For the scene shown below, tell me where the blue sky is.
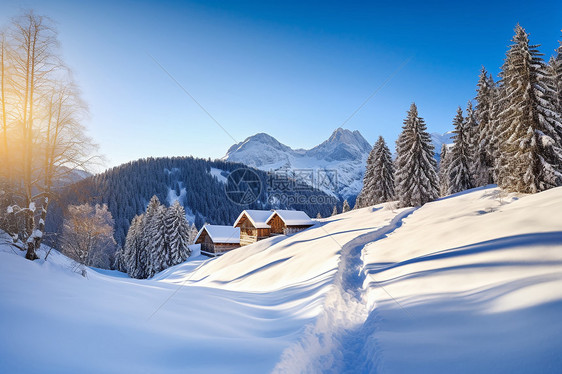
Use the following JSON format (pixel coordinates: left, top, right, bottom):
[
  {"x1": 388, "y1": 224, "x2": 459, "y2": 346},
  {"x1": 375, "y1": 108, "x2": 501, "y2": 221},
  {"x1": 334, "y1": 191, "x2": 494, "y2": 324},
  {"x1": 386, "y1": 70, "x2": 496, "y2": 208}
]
[{"x1": 1, "y1": 0, "x2": 561, "y2": 169}]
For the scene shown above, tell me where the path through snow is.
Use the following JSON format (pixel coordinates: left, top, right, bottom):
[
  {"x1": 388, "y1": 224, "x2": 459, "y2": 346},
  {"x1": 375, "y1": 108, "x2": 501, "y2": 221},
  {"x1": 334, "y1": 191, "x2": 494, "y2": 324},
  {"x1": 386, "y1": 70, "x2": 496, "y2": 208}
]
[{"x1": 272, "y1": 207, "x2": 416, "y2": 373}]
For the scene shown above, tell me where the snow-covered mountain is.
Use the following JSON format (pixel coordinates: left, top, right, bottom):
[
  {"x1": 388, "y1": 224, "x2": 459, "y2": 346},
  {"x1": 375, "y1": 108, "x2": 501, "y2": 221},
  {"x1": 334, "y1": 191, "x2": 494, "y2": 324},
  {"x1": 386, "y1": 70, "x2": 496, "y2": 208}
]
[
  {"x1": 223, "y1": 128, "x2": 372, "y2": 199},
  {"x1": 431, "y1": 131, "x2": 455, "y2": 162}
]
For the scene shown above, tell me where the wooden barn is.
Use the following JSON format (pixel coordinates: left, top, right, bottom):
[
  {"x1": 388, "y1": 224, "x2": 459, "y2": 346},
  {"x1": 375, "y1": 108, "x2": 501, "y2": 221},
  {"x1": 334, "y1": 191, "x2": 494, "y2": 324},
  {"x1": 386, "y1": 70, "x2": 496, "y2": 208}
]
[
  {"x1": 233, "y1": 210, "x2": 272, "y2": 246},
  {"x1": 266, "y1": 210, "x2": 315, "y2": 235},
  {"x1": 194, "y1": 225, "x2": 240, "y2": 257}
]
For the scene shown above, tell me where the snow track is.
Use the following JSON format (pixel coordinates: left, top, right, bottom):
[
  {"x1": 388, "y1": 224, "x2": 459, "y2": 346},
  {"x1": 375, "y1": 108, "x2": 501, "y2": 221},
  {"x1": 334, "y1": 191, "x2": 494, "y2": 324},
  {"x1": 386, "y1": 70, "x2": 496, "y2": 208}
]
[{"x1": 272, "y1": 207, "x2": 416, "y2": 373}]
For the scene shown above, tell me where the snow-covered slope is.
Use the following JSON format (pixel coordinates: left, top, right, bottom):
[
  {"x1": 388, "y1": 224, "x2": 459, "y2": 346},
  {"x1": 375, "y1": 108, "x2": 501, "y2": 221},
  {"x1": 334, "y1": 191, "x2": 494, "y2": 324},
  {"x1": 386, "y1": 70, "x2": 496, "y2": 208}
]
[
  {"x1": 274, "y1": 186, "x2": 562, "y2": 373},
  {"x1": 223, "y1": 128, "x2": 372, "y2": 198},
  {"x1": 1, "y1": 186, "x2": 562, "y2": 373},
  {"x1": 0, "y1": 204, "x2": 392, "y2": 373}
]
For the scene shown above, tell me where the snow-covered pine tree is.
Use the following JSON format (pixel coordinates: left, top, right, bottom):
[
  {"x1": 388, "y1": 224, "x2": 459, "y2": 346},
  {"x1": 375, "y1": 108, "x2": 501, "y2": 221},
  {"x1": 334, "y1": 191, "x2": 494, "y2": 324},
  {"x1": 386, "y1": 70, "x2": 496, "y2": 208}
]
[
  {"x1": 497, "y1": 25, "x2": 562, "y2": 193},
  {"x1": 331, "y1": 205, "x2": 338, "y2": 216},
  {"x1": 166, "y1": 201, "x2": 191, "y2": 266},
  {"x1": 395, "y1": 103, "x2": 439, "y2": 207},
  {"x1": 474, "y1": 67, "x2": 496, "y2": 186},
  {"x1": 188, "y1": 222, "x2": 199, "y2": 245},
  {"x1": 354, "y1": 190, "x2": 365, "y2": 209},
  {"x1": 370, "y1": 136, "x2": 395, "y2": 204},
  {"x1": 448, "y1": 107, "x2": 474, "y2": 194},
  {"x1": 124, "y1": 215, "x2": 145, "y2": 279},
  {"x1": 357, "y1": 143, "x2": 377, "y2": 208},
  {"x1": 464, "y1": 101, "x2": 479, "y2": 183},
  {"x1": 438, "y1": 144, "x2": 451, "y2": 196},
  {"x1": 113, "y1": 246, "x2": 127, "y2": 272},
  {"x1": 316, "y1": 212, "x2": 322, "y2": 219},
  {"x1": 552, "y1": 32, "x2": 562, "y2": 112},
  {"x1": 147, "y1": 204, "x2": 168, "y2": 277},
  {"x1": 342, "y1": 199, "x2": 351, "y2": 213},
  {"x1": 138, "y1": 195, "x2": 164, "y2": 278},
  {"x1": 490, "y1": 80, "x2": 509, "y2": 184},
  {"x1": 549, "y1": 56, "x2": 562, "y2": 114}
]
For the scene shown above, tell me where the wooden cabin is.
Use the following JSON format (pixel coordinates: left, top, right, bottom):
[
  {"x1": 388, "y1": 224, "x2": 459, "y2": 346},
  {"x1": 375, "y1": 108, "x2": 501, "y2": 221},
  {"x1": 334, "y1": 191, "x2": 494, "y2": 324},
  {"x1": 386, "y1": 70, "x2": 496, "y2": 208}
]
[
  {"x1": 266, "y1": 210, "x2": 315, "y2": 235},
  {"x1": 194, "y1": 225, "x2": 240, "y2": 257},
  {"x1": 233, "y1": 210, "x2": 272, "y2": 246}
]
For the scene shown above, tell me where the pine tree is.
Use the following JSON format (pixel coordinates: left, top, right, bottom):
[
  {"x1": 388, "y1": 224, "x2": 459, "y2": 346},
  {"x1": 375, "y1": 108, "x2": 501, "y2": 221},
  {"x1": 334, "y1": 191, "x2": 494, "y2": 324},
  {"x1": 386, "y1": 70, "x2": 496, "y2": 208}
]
[
  {"x1": 124, "y1": 215, "x2": 145, "y2": 279},
  {"x1": 331, "y1": 205, "x2": 338, "y2": 216},
  {"x1": 113, "y1": 246, "x2": 127, "y2": 272},
  {"x1": 464, "y1": 101, "x2": 479, "y2": 182},
  {"x1": 490, "y1": 82, "x2": 508, "y2": 184},
  {"x1": 141, "y1": 195, "x2": 165, "y2": 278},
  {"x1": 395, "y1": 103, "x2": 439, "y2": 207},
  {"x1": 166, "y1": 201, "x2": 191, "y2": 266},
  {"x1": 548, "y1": 56, "x2": 562, "y2": 114},
  {"x1": 371, "y1": 136, "x2": 395, "y2": 204},
  {"x1": 342, "y1": 199, "x2": 351, "y2": 213},
  {"x1": 316, "y1": 212, "x2": 322, "y2": 219},
  {"x1": 147, "y1": 204, "x2": 168, "y2": 277},
  {"x1": 354, "y1": 190, "x2": 365, "y2": 209},
  {"x1": 438, "y1": 144, "x2": 451, "y2": 196},
  {"x1": 497, "y1": 25, "x2": 562, "y2": 192},
  {"x1": 474, "y1": 67, "x2": 496, "y2": 186},
  {"x1": 552, "y1": 32, "x2": 562, "y2": 112},
  {"x1": 357, "y1": 136, "x2": 395, "y2": 207},
  {"x1": 448, "y1": 107, "x2": 474, "y2": 194},
  {"x1": 358, "y1": 144, "x2": 376, "y2": 207},
  {"x1": 188, "y1": 222, "x2": 199, "y2": 245}
]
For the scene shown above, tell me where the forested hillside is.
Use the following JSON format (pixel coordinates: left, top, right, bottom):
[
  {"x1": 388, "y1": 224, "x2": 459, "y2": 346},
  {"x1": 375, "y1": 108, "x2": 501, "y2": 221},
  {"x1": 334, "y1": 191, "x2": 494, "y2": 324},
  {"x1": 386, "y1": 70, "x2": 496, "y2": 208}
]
[{"x1": 46, "y1": 157, "x2": 336, "y2": 248}]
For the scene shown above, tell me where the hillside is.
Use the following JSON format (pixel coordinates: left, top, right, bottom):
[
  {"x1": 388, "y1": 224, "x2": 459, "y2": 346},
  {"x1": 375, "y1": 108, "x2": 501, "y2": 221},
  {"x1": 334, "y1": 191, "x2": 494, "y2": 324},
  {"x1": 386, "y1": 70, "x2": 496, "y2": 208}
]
[
  {"x1": 1, "y1": 186, "x2": 561, "y2": 373},
  {"x1": 47, "y1": 157, "x2": 335, "y2": 248}
]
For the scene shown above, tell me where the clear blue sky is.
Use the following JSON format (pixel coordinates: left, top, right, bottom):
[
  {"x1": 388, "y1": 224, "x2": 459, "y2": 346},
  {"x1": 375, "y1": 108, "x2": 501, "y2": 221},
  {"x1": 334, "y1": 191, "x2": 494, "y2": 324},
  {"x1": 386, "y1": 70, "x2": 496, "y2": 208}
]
[{"x1": 1, "y1": 0, "x2": 561, "y2": 169}]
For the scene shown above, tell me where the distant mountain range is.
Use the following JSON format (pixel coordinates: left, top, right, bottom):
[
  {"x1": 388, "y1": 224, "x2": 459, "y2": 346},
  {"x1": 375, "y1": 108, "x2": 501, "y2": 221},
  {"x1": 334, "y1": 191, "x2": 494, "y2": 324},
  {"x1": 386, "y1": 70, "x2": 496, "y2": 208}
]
[
  {"x1": 223, "y1": 128, "x2": 454, "y2": 199},
  {"x1": 223, "y1": 128, "x2": 372, "y2": 199}
]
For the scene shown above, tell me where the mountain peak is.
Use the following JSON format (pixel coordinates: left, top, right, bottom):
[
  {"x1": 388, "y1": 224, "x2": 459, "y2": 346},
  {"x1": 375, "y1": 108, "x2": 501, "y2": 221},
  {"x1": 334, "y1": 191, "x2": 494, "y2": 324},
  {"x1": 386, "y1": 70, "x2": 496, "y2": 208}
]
[
  {"x1": 309, "y1": 128, "x2": 372, "y2": 161},
  {"x1": 223, "y1": 128, "x2": 372, "y2": 198},
  {"x1": 225, "y1": 132, "x2": 292, "y2": 158}
]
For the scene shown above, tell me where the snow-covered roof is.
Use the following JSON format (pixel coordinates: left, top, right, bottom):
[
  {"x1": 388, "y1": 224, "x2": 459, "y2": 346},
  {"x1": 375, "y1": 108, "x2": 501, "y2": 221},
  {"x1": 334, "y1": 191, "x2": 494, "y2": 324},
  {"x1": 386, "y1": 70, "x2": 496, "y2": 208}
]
[
  {"x1": 267, "y1": 210, "x2": 315, "y2": 227},
  {"x1": 233, "y1": 210, "x2": 272, "y2": 229},
  {"x1": 195, "y1": 225, "x2": 240, "y2": 244}
]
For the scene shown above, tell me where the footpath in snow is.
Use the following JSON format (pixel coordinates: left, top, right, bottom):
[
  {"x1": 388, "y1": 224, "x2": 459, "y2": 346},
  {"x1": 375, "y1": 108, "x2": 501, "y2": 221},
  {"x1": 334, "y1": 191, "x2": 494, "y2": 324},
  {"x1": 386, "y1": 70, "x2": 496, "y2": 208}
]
[{"x1": 272, "y1": 207, "x2": 415, "y2": 373}]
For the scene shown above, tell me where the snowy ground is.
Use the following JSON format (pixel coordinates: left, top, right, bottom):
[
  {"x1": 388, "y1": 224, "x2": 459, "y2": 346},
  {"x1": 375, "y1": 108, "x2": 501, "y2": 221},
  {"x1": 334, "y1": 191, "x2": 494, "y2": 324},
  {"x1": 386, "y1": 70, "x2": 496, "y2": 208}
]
[{"x1": 1, "y1": 186, "x2": 561, "y2": 373}]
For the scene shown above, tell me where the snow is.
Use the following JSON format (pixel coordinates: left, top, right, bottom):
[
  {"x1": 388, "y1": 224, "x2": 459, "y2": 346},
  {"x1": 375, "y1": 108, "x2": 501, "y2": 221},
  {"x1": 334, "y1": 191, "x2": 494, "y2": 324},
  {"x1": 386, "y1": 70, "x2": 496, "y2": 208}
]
[
  {"x1": 233, "y1": 209, "x2": 272, "y2": 229},
  {"x1": 222, "y1": 129, "x2": 371, "y2": 198},
  {"x1": 195, "y1": 225, "x2": 240, "y2": 244},
  {"x1": 167, "y1": 182, "x2": 186, "y2": 206},
  {"x1": 1, "y1": 186, "x2": 562, "y2": 373},
  {"x1": 209, "y1": 167, "x2": 228, "y2": 184},
  {"x1": 268, "y1": 209, "x2": 315, "y2": 226},
  {"x1": 357, "y1": 187, "x2": 562, "y2": 373}
]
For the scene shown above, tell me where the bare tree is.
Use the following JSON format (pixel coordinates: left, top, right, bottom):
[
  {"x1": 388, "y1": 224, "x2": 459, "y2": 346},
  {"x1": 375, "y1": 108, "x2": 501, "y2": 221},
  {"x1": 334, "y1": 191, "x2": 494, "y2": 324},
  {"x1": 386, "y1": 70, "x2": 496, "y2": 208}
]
[
  {"x1": 61, "y1": 203, "x2": 116, "y2": 268},
  {"x1": 0, "y1": 31, "x2": 8, "y2": 175},
  {"x1": 0, "y1": 11, "x2": 97, "y2": 260}
]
